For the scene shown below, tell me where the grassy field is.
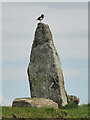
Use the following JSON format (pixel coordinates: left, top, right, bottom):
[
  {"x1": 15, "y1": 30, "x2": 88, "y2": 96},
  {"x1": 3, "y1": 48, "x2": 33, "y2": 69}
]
[{"x1": 1, "y1": 103, "x2": 90, "y2": 120}]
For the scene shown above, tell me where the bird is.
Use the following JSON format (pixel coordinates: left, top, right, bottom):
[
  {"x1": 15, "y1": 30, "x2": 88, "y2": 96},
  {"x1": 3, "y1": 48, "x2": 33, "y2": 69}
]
[{"x1": 37, "y1": 14, "x2": 45, "y2": 22}]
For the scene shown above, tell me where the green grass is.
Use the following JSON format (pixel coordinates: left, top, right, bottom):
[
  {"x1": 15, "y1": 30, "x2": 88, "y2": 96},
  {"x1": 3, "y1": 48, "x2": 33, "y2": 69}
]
[{"x1": 2, "y1": 104, "x2": 89, "y2": 119}]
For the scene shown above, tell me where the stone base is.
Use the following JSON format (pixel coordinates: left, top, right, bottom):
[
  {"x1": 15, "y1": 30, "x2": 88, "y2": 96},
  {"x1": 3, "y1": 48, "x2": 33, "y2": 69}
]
[
  {"x1": 12, "y1": 98, "x2": 58, "y2": 109},
  {"x1": 67, "y1": 95, "x2": 80, "y2": 105}
]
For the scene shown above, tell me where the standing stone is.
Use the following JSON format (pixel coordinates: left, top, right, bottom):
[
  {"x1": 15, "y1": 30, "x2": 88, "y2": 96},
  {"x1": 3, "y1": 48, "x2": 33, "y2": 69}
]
[{"x1": 27, "y1": 23, "x2": 67, "y2": 107}]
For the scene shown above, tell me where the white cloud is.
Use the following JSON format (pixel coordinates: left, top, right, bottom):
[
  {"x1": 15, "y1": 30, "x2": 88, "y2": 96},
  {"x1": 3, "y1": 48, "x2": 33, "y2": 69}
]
[
  {"x1": 3, "y1": 66, "x2": 28, "y2": 81},
  {"x1": 0, "y1": 3, "x2": 2, "y2": 66},
  {"x1": 63, "y1": 67, "x2": 88, "y2": 79},
  {"x1": 3, "y1": 39, "x2": 31, "y2": 62},
  {"x1": 63, "y1": 68, "x2": 82, "y2": 78},
  {"x1": 0, "y1": 93, "x2": 11, "y2": 106},
  {"x1": 0, "y1": 94, "x2": 2, "y2": 106},
  {"x1": 47, "y1": 9, "x2": 88, "y2": 35},
  {"x1": 55, "y1": 37, "x2": 88, "y2": 60}
]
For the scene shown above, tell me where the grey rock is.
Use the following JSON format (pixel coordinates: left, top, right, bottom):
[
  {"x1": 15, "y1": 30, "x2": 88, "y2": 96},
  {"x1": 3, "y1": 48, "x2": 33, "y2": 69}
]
[
  {"x1": 12, "y1": 98, "x2": 58, "y2": 108},
  {"x1": 27, "y1": 23, "x2": 67, "y2": 107},
  {"x1": 67, "y1": 95, "x2": 80, "y2": 105}
]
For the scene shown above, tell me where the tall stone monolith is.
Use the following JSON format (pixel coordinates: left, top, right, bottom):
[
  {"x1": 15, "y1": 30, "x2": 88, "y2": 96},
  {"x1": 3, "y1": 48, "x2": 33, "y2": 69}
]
[{"x1": 27, "y1": 23, "x2": 67, "y2": 107}]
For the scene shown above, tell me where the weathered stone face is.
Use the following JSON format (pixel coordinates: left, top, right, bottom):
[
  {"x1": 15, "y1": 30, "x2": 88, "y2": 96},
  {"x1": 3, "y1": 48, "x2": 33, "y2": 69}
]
[{"x1": 27, "y1": 23, "x2": 67, "y2": 107}]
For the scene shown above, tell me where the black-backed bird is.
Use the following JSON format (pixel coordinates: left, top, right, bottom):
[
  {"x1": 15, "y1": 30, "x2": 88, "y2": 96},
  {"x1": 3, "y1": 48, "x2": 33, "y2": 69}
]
[{"x1": 37, "y1": 14, "x2": 45, "y2": 22}]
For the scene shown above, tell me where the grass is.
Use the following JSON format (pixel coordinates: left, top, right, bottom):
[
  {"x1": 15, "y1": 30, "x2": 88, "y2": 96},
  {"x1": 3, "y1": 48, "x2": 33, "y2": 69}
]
[{"x1": 1, "y1": 103, "x2": 89, "y2": 119}]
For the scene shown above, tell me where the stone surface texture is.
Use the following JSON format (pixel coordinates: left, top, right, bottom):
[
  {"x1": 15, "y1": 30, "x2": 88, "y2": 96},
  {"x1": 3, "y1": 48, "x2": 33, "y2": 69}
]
[
  {"x1": 12, "y1": 98, "x2": 58, "y2": 108},
  {"x1": 67, "y1": 95, "x2": 80, "y2": 105},
  {"x1": 27, "y1": 23, "x2": 67, "y2": 107}
]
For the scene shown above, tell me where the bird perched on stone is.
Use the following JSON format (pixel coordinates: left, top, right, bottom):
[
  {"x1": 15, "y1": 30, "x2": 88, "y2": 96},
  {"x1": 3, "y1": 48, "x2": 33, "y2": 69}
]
[{"x1": 37, "y1": 14, "x2": 45, "y2": 22}]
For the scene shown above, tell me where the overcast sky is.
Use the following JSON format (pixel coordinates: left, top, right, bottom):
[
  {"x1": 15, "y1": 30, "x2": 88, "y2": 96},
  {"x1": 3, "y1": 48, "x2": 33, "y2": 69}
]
[{"x1": 1, "y1": 2, "x2": 88, "y2": 106}]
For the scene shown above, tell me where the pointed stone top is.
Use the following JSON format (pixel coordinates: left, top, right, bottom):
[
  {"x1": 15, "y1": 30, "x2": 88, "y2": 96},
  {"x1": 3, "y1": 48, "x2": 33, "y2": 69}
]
[
  {"x1": 37, "y1": 22, "x2": 49, "y2": 27},
  {"x1": 36, "y1": 22, "x2": 50, "y2": 33},
  {"x1": 33, "y1": 23, "x2": 53, "y2": 49}
]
